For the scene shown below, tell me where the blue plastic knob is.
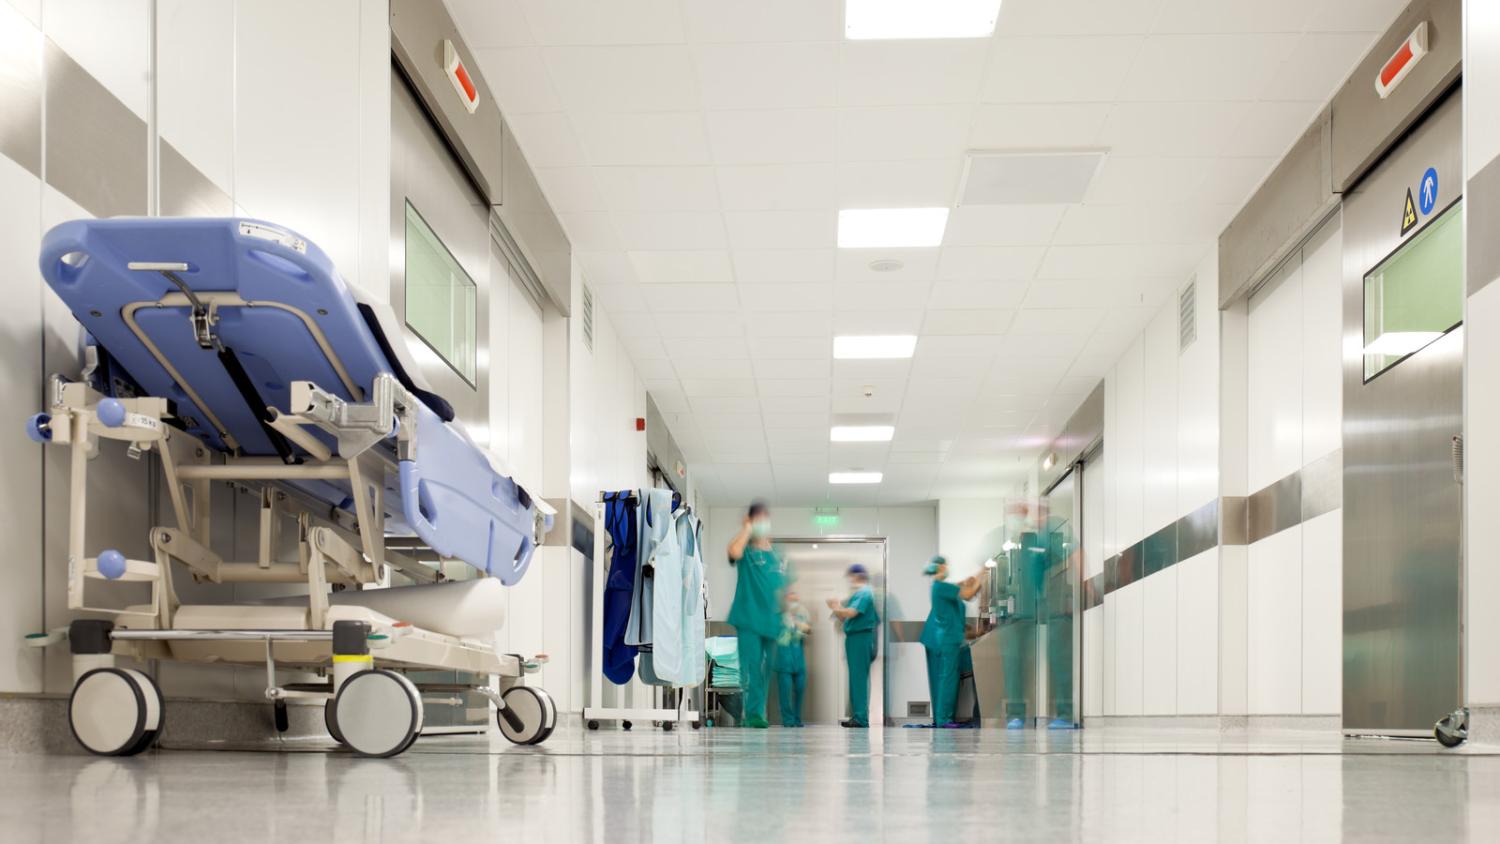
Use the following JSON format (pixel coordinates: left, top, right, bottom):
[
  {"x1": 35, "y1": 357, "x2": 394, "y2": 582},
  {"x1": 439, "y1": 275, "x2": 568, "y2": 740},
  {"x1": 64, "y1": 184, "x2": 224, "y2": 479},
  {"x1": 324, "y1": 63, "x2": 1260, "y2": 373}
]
[
  {"x1": 25, "y1": 413, "x2": 52, "y2": 443},
  {"x1": 97, "y1": 398, "x2": 127, "y2": 428},
  {"x1": 96, "y1": 549, "x2": 127, "y2": 580}
]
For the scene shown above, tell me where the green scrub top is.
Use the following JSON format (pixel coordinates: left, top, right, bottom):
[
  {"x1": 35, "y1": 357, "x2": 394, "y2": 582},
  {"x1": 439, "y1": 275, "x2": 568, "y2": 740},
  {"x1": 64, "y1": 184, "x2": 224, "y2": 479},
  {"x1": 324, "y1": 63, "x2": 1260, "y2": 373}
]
[
  {"x1": 920, "y1": 579, "x2": 966, "y2": 648},
  {"x1": 728, "y1": 546, "x2": 785, "y2": 639},
  {"x1": 842, "y1": 585, "x2": 878, "y2": 633}
]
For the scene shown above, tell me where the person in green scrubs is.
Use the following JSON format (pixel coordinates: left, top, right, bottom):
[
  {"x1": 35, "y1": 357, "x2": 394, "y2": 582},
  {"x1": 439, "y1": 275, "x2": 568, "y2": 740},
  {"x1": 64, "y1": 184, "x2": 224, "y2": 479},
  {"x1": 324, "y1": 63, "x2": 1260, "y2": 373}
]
[
  {"x1": 827, "y1": 564, "x2": 879, "y2": 728},
  {"x1": 774, "y1": 591, "x2": 811, "y2": 727},
  {"x1": 727, "y1": 500, "x2": 785, "y2": 729},
  {"x1": 919, "y1": 556, "x2": 982, "y2": 728}
]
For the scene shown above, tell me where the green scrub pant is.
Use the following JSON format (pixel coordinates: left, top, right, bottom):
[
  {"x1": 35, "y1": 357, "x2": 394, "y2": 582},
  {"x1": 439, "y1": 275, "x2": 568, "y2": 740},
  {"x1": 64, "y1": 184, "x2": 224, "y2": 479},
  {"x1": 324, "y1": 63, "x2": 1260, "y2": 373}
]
[
  {"x1": 925, "y1": 644, "x2": 961, "y2": 725},
  {"x1": 776, "y1": 669, "x2": 805, "y2": 726},
  {"x1": 737, "y1": 630, "x2": 775, "y2": 722},
  {"x1": 844, "y1": 630, "x2": 875, "y2": 725}
]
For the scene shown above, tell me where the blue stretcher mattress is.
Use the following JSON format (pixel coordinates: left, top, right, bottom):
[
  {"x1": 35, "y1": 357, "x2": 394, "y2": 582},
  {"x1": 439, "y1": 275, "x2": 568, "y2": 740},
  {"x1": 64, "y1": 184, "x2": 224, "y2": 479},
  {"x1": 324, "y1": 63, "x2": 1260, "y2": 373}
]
[{"x1": 38, "y1": 217, "x2": 542, "y2": 584}]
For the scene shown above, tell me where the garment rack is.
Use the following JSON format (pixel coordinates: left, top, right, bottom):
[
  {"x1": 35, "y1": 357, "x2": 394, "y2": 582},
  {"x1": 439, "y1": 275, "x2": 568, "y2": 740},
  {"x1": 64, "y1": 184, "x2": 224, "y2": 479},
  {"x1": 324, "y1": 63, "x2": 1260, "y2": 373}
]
[{"x1": 582, "y1": 491, "x2": 700, "y2": 730}]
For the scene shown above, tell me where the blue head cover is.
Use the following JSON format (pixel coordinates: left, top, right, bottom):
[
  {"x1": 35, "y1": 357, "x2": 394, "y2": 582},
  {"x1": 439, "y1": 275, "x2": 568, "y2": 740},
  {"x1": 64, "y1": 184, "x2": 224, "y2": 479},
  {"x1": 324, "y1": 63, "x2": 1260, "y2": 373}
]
[{"x1": 846, "y1": 563, "x2": 868, "y2": 578}]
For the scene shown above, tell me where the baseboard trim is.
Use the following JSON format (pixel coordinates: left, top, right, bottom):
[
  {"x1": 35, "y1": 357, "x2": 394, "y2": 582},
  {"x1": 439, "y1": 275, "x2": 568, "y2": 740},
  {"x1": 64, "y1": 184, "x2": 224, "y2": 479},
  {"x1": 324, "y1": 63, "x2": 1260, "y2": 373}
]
[
  {"x1": 1085, "y1": 714, "x2": 1341, "y2": 732},
  {"x1": 1466, "y1": 704, "x2": 1500, "y2": 747},
  {"x1": 0, "y1": 694, "x2": 330, "y2": 754}
]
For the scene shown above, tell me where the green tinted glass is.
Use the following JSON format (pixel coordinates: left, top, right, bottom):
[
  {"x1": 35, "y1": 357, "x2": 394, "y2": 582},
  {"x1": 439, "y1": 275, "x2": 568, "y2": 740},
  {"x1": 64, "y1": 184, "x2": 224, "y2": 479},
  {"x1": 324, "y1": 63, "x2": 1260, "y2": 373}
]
[
  {"x1": 404, "y1": 201, "x2": 477, "y2": 385},
  {"x1": 1363, "y1": 201, "x2": 1463, "y2": 380}
]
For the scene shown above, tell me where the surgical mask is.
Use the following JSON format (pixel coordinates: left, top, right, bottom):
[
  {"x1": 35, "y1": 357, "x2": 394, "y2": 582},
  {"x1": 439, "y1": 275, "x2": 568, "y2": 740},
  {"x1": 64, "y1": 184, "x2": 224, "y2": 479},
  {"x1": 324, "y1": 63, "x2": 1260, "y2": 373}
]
[{"x1": 749, "y1": 519, "x2": 771, "y2": 539}]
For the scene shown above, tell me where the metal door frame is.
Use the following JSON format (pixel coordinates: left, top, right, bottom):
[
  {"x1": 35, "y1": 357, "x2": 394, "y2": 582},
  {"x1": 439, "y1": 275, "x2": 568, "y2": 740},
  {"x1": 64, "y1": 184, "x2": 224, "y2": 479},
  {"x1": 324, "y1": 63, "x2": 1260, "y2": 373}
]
[{"x1": 1041, "y1": 458, "x2": 1086, "y2": 726}]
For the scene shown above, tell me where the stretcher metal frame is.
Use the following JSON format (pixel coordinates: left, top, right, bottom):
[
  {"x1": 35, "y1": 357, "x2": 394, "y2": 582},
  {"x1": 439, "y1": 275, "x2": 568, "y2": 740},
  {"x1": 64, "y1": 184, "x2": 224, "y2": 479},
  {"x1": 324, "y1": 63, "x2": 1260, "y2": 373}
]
[{"x1": 582, "y1": 494, "x2": 700, "y2": 731}]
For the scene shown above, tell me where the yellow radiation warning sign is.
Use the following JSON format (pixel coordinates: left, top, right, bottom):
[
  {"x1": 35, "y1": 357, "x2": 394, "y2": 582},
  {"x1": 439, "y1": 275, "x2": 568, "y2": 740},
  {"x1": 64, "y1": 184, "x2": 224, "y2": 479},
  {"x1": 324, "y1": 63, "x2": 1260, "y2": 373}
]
[{"x1": 1401, "y1": 187, "x2": 1418, "y2": 235}]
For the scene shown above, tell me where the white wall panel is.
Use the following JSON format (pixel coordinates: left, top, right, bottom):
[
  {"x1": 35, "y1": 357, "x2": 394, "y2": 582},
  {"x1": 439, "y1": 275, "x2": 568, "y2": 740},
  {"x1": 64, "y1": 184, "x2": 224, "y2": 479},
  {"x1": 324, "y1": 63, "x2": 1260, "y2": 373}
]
[
  {"x1": 1466, "y1": 280, "x2": 1500, "y2": 705},
  {"x1": 1300, "y1": 217, "x2": 1343, "y2": 466},
  {"x1": 1247, "y1": 526, "x2": 1302, "y2": 714},
  {"x1": 1247, "y1": 259, "x2": 1304, "y2": 490},
  {"x1": 1082, "y1": 456, "x2": 1105, "y2": 579},
  {"x1": 1177, "y1": 261, "x2": 1220, "y2": 517},
  {"x1": 1142, "y1": 566, "x2": 1178, "y2": 715},
  {"x1": 1103, "y1": 597, "x2": 1117, "y2": 714},
  {"x1": 1114, "y1": 337, "x2": 1145, "y2": 548},
  {"x1": 156, "y1": 0, "x2": 235, "y2": 194},
  {"x1": 1113, "y1": 580, "x2": 1145, "y2": 716},
  {"x1": 508, "y1": 277, "x2": 547, "y2": 491},
  {"x1": 1300, "y1": 509, "x2": 1342, "y2": 714},
  {"x1": 1083, "y1": 605, "x2": 1104, "y2": 717},
  {"x1": 1176, "y1": 548, "x2": 1219, "y2": 714},
  {"x1": 1141, "y1": 306, "x2": 1178, "y2": 535},
  {"x1": 43, "y1": 0, "x2": 151, "y2": 118},
  {"x1": 1102, "y1": 368, "x2": 1118, "y2": 560}
]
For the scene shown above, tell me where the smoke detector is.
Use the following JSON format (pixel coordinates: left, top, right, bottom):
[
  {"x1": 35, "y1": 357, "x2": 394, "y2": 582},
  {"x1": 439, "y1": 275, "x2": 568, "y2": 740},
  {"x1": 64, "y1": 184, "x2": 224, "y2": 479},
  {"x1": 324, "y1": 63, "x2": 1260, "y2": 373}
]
[{"x1": 868, "y1": 258, "x2": 904, "y2": 273}]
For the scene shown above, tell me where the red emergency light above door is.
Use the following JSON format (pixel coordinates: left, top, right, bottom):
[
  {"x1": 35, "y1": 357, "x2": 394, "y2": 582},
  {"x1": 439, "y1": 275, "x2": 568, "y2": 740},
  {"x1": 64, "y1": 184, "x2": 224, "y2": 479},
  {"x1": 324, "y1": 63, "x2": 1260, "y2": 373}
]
[
  {"x1": 1375, "y1": 22, "x2": 1428, "y2": 100},
  {"x1": 443, "y1": 40, "x2": 480, "y2": 114}
]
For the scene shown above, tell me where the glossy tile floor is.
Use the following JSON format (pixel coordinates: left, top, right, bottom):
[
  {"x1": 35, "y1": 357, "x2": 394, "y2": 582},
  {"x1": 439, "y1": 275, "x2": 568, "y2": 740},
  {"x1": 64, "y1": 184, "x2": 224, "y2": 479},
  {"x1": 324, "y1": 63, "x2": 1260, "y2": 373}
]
[{"x1": 3, "y1": 725, "x2": 1499, "y2": 843}]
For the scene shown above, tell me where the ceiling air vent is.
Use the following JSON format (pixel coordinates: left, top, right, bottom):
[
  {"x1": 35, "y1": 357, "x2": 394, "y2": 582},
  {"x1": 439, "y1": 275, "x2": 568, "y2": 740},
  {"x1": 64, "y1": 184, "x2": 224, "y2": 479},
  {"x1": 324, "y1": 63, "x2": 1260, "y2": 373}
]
[
  {"x1": 957, "y1": 149, "x2": 1106, "y2": 205},
  {"x1": 582, "y1": 283, "x2": 595, "y2": 353},
  {"x1": 1179, "y1": 278, "x2": 1197, "y2": 352}
]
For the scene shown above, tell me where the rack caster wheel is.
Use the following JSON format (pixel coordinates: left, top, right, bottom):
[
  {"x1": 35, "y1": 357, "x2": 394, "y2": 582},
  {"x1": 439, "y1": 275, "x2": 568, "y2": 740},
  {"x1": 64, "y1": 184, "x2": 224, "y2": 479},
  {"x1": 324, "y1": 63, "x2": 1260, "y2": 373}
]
[
  {"x1": 69, "y1": 668, "x2": 165, "y2": 756},
  {"x1": 273, "y1": 700, "x2": 289, "y2": 733},
  {"x1": 692, "y1": 720, "x2": 703, "y2": 730},
  {"x1": 497, "y1": 686, "x2": 556, "y2": 746},
  {"x1": 622, "y1": 720, "x2": 633, "y2": 731},
  {"x1": 587, "y1": 719, "x2": 600, "y2": 731},
  {"x1": 662, "y1": 721, "x2": 674, "y2": 732},
  {"x1": 1435, "y1": 710, "x2": 1468, "y2": 748},
  {"x1": 330, "y1": 669, "x2": 422, "y2": 757}
]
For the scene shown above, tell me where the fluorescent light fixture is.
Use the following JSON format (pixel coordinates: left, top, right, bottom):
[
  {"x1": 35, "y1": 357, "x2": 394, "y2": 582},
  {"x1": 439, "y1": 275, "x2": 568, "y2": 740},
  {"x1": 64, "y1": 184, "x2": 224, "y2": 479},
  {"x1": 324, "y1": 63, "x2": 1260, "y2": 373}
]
[
  {"x1": 833, "y1": 334, "x2": 917, "y2": 359},
  {"x1": 831, "y1": 425, "x2": 895, "y2": 442},
  {"x1": 837, "y1": 208, "x2": 949, "y2": 248},
  {"x1": 844, "y1": 0, "x2": 1003, "y2": 40},
  {"x1": 1364, "y1": 331, "x2": 1443, "y2": 356},
  {"x1": 830, "y1": 471, "x2": 883, "y2": 484}
]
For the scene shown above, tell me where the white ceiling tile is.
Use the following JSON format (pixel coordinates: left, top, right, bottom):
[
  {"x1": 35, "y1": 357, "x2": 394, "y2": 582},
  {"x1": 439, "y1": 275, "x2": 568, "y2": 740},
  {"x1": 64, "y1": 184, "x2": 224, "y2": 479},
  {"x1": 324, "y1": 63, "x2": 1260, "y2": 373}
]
[
  {"x1": 833, "y1": 281, "x2": 932, "y2": 311},
  {"x1": 828, "y1": 442, "x2": 890, "y2": 466},
  {"x1": 543, "y1": 46, "x2": 699, "y2": 112},
  {"x1": 1151, "y1": 0, "x2": 1321, "y2": 33},
  {"x1": 520, "y1": 0, "x2": 685, "y2": 45},
  {"x1": 642, "y1": 283, "x2": 740, "y2": 314},
  {"x1": 835, "y1": 248, "x2": 940, "y2": 283},
  {"x1": 663, "y1": 337, "x2": 749, "y2": 360},
  {"x1": 916, "y1": 335, "x2": 1005, "y2": 357},
  {"x1": 628, "y1": 250, "x2": 734, "y2": 283},
  {"x1": 557, "y1": 211, "x2": 622, "y2": 250},
  {"x1": 994, "y1": 0, "x2": 1167, "y2": 36},
  {"x1": 995, "y1": 333, "x2": 1091, "y2": 359},
  {"x1": 647, "y1": 387, "x2": 690, "y2": 412},
  {"x1": 887, "y1": 450, "x2": 949, "y2": 465},
  {"x1": 1053, "y1": 375, "x2": 1102, "y2": 397},
  {"x1": 760, "y1": 393, "x2": 829, "y2": 412},
  {"x1": 1052, "y1": 204, "x2": 1233, "y2": 246},
  {"x1": 613, "y1": 212, "x2": 728, "y2": 250},
  {"x1": 1119, "y1": 34, "x2": 1299, "y2": 102},
  {"x1": 968, "y1": 103, "x2": 1113, "y2": 149},
  {"x1": 712, "y1": 443, "x2": 770, "y2": 463},
  {"x1": 1085, "y1": 156, "x2": 1275, "y2": 206},
  {"x1": 681, "y1": 378, "x2": 757, "y2": 397},
  {"x1": 835, "y1": 160, "x2": 964, "y2": 208},
  {"x1": 653, "y1": 312, "x2": 747, "y2": 338},
  {"x1": 831, "y1": 310, "x2": 924, "y2": 335},
  {"x1": 1304, "y1": 0, "x2": 1406, "y2": 33},
  {"x1": 749, "y1": 336, "x2": 831, "y2": 359},
  {"x1": 981, "y1": 37, "x2": 1143, "y2": 102},
  {"x1": 448, "y1": 1, "x2": 535, "y2": 47},
  {"x1": 836, "y1": 106, "x2": 974, "y2": 161},
  {"x1": 732, "y1": 249, "x2": 837, "y2": 284},
  {"x1": 1222, "y1": 101, "x2": 1324, "y2": 157},
  {"x1": 572, "y1": 112, "x2": 712, "y2": 167},
  {"x1": 1068, "y1": 353, "x2": 1120, "y2": 378},
  {"x1": 836, "y1": 41, "x2": 988, "y2": 106},
  {"x1": 943, "y1": 206, "x2": 1067, "y2": 247},
  {"x1": 706, "y1": 109, "x2": 839, "y2": 164},
  {"x1": 690, "y1": 395, "x2": 762, "y2": 415},
  {"x1": 832, "y1": 359, "x2": 912, "y2": 381},
  {"x1": 1007, "y1": 308, "x2": 1107, "y2": 336},
  {"x1": 592, "y1": 282, "x2": 649, "y2": 312},
  {"x1": 936, "y1": 246, "x2": 1046, "y2": 280},
  {"x1": 754, "y1": 357, "x2": 832, "y2": 379},
  {"x1": 724, "y1": 210, "x2": 836, "y2": 249},
  {"x1": 683, "y1": 0, "x2": 842, "y2": 42},
  {"x1": 472, "y1": 47, "x2": 560, "y2": 113},
  {"x1": 694, "y1": 43, "x2": 838, "y2": 109},
  {"x1": 716, "y1": 164, "x2": 838, "y2": 211},
  {"x1": 928, "y1": 282, "x2": 1030, "y2": 310},
  {"x1": 593, "y1": 166, "x2": 721, "y2": 211},
  {"x1": 921, "y1": 309, "x2": 1015, "y2": 335},
  {"x1": 745, "y1": 311, "x2": 834, "y2": 337},
  {"x1": 763, "y1": 411, "x2": 830, "y2": 429},
  {"x1": 674, "y1": 358, "x2": 754, "y2": 379},
  {"x1": 906, "y1": 365, "x2": 990, "y2": 389},
  {"x1": 758, "y1": 380, "x2": 831, "y2": 398},
  {"x1": 575, "y1": 250, "x2": 637, "y2": 285},
  {"x1": 634, "y1": 358, "x2": 678, "y2": 380},
  {"x1": 740, "y1": 283, "x2": 834, "y2": 311},
  {"x1": 535, "y1": 167, "x2": 606, "y2": 212},
  {"x1": 1098, "y1": 102, "x2": 1244, "y2": 156},
  {"x1": 983, "y1": 370, "x2": 1065, "y2": 395},
  {"x1": 1038, "y1": 244, "x2": 1204, "y2": 280},
  {"x1": 621, "y1": 335, "x2": 668, "y2": 360},
  {"x1": 507, "y1": 112, "x2": 588, "y2": 167}
]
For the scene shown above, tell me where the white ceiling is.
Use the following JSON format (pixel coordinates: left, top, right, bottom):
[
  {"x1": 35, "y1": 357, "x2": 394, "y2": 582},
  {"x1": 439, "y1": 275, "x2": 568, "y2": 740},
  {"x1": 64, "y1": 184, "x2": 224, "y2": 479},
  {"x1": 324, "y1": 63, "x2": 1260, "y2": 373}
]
[{"x1": 447, "y1": 0, "x2": 1405, "y2": 507}]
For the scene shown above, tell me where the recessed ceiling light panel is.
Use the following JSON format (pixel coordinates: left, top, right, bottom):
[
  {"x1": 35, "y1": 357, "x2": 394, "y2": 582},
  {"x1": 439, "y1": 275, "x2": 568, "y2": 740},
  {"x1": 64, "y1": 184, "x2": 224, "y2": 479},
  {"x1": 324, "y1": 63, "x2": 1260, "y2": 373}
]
[
  {"x1": 837, "y1": 208, "x2": 949, "y2": 248},
  {"x1": 833, "y1": 335, "x2": 917, "y2": 359},
  {"x1": 958, "y1": 150, "x2": 1106, "y2": 205},
  {"x1": 845, "y1": 0, "x2": 1003, "y2": 40},
  {"x1": 830, "y1": 471, "x2": 884, "y2": 484},
  {"x1": 831, "y1": 425, "x2": 895, "y2": 442}
]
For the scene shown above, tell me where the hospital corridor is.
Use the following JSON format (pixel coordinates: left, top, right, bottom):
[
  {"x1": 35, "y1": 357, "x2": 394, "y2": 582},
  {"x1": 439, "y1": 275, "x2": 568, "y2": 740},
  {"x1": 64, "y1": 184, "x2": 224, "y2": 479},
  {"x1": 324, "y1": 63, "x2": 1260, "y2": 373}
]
[{"x1": 6, "y1": 0, "x2": 1500, "y2": 841}]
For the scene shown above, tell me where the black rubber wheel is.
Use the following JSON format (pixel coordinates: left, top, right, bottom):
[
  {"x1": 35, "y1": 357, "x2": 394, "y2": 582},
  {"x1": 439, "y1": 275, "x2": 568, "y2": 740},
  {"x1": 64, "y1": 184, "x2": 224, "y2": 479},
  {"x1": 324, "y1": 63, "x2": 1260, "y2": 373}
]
[
  {"x1": 273, "y1": 700, "x2": 289, "y2": 733},
  {"x1": 125, "y1": 673, "x2": 167, "y2": 755},
  {"x1": 587, "y1": 719, "x2": 600, "y2": 731},
  {"x1": 1436, "y1": 726, "x2": 1466, "y2": 748},
  {"x1": 662, "y1": 721, "x2": 674, "y2": 732},
  {"x1": 692, "y1": 720, "x2": 703, "y2": 730},
  {"x1": 622, "y1": 720, "x2": 633, "y2": 731},
  {"x1": 324, "y1": 700, "x2": 345, "y2": 745}
]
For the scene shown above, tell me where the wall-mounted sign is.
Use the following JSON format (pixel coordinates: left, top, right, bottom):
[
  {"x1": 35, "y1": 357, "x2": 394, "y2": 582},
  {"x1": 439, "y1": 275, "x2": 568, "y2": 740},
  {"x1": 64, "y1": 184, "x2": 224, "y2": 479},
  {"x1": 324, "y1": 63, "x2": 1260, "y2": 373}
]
[
  {"x1": 1375, "y1": 22, "x2": 1428, "y2": 100},
  {"x1": 443, "y1": 40, "x2": 480, "y2": 114},
  {"x1": 1401, "y1": 188, "x2": 1418, "y2": 236},
  {"x1": 1419, "y1": 166, "x2": 1439, "y2": 215}
]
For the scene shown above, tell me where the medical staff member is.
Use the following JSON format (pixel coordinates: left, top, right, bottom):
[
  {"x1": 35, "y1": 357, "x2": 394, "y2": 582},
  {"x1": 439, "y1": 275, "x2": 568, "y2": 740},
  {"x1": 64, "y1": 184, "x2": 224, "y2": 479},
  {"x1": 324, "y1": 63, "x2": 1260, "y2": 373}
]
[
  {"x1": 727, "y1": 500, "x2": 784, "y2": 729},
  {"x1": 920, "y1": 556, "x2": 982, "y2": 728},
  {"x1": 775, "y1": 592, "x2": 811, "y2": 727},
  {"x1": 827, "y1": 564, "x2": 879, "y2": 728}
]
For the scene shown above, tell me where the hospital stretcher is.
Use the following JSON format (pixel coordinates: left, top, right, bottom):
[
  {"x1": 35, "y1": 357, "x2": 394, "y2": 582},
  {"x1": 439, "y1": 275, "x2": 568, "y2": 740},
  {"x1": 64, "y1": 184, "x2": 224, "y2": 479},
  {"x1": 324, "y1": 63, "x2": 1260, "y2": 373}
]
[{"x1": 25, "y1": 218, "x2": 558, "y2": 757}]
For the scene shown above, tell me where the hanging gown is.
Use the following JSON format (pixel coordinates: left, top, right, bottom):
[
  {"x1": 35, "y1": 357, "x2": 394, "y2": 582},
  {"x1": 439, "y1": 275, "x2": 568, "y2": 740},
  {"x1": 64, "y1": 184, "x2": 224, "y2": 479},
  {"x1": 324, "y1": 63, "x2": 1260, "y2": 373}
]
[{"x1": 601, "y1": 491, "x2": 639, "y2": 685}]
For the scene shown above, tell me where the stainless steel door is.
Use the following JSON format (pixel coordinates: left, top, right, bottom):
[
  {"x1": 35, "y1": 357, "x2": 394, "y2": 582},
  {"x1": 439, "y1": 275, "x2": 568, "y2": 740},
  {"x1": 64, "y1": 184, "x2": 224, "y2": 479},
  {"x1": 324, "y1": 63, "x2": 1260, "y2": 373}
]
[{"x1": 1341, "y1": 89, "x2": 1463, "y2": 735}]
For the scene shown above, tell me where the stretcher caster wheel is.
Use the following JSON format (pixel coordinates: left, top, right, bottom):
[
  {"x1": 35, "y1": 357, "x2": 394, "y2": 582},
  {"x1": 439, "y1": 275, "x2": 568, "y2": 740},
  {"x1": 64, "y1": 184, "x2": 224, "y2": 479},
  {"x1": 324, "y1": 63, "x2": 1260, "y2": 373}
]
[
  {"x1": 587, "y1": 719, "x2": 600, "y2": 731},
  {"x1": 69, "y1": 668, "x2": 164, "y2": 756},
  {"x1": 497, "y1": 686, "x2": 556, "y2": 745},
  {"x1": 331, "y1": 669, "x2": 422, "y2": 758},
  {"x1": 324, "y1": 700, "x2": 345, "y2": 745},
  {"x1": 1435, "y1": 710, "x2": 1468, "y2": 748},
  {"x1": 622, "y1": 720, "x2": 633, "y2": 731},
  {"x1": 273, "y1": 700, "x2": 289, "y2": 733},
  {"x1": 662, "y1": 721, "x2": 674, "y2": 732}
]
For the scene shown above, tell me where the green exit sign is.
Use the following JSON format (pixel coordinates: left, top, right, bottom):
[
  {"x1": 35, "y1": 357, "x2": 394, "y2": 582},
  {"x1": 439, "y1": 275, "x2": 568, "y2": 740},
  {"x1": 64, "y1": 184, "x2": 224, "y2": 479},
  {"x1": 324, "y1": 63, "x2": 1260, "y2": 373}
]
[{"x1": 813, "y1": 508, "x2": 840, "y2": 527}]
